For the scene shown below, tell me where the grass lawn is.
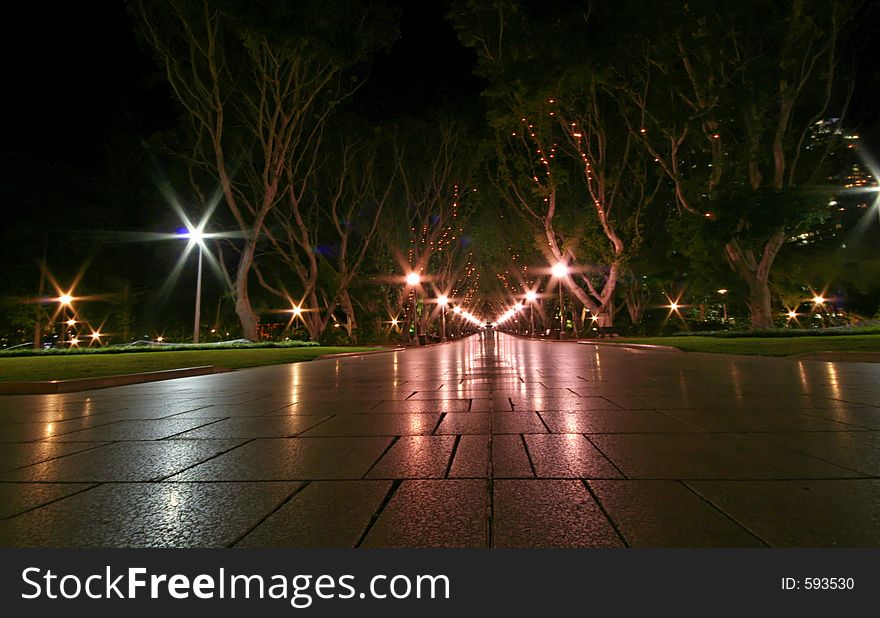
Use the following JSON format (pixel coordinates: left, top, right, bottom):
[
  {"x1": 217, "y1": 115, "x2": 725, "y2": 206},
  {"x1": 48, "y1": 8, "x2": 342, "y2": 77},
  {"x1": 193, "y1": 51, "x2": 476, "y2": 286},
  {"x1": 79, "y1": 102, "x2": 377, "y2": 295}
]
[
  {"x1": 0, "y1": 347, "x2": 381, "y2": 382},
  {"x1": 608, "y1": 334, "x2": 880, "y2": 356}
]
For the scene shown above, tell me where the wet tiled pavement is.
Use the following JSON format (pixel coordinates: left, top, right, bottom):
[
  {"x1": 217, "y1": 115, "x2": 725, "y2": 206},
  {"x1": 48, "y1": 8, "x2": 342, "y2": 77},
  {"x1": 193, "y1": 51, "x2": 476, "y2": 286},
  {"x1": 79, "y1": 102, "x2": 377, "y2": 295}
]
[{"x1": 1, "y1": 332, "x2": 879, "y2": 547}]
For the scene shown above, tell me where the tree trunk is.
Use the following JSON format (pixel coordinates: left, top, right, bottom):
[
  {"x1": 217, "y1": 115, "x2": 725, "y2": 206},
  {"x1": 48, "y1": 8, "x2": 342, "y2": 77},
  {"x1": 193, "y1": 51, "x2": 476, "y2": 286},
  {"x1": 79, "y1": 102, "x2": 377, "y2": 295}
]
[
  {"x1": 234, "y1": 241, "x2": 260, "y2": 341},
  {"x1": 745, "y1": 274, "x2": 774, "y2": 329},
  {"x1": 724, "y1": 228, "x2": 785, "y2": 330},
  {"x1": 338, "y1": 289, "x2": 358, "y2": 344}
]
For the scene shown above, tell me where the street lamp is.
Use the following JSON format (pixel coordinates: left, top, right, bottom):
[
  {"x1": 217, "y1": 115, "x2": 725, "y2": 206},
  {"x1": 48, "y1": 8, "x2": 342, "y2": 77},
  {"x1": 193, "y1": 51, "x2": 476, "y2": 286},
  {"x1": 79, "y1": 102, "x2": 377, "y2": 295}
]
[
  {"x1": 437, "y1": 294, "x2": 449, "y2": 341},
  {"x1": 179, "y1": 225, "x2": 206, "y2": 343},
  {"x1": 452, "y1": 304, "x2": 462, "y2": 338},
  {"x1": 552, "y1": 262, "x2": 569, "y2": 339},
  {"x1": 513, "y1": 302, "x2": 523, "y2": 334},
  {"x1": 525, "y1": 290, "x2": 537, "y2": 336},
  {"x1": 56, "y1": 294, "x2": 74, "y2": 346},
  {"x1": 406, "y1": 271, "x2": 422, "y2": 345}
]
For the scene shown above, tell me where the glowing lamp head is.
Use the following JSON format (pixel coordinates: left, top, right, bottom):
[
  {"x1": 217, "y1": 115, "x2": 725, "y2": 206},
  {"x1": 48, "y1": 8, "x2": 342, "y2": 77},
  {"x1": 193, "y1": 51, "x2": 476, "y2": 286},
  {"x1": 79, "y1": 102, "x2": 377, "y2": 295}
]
[
  {"x1": 787, "y1": 311, "x2": 798, "y2": 319},
  {"x1": 551, "y1": 262, "x2": 569, "y2": 279},
  {"x1": 69, "y1": 338, "x2": 79, "y2": 346},
  {"x1": 717, "y1": 289, "x2": 728, "y2": 295},
  {"x1": 391, "y1": 318, "x2": 399, "y2": 326},
  {"x1": 669, "y1": 302, "x2": 679, "y2": 311},
  {"x1": 58, "y1": 294, "x2": 73, "y2": 306},
  {"x1": 66, "y1": 319, "x2": 76, "y2": 327},
  {"x1": 453, "y1": 306, "x2": 462, "y2": 314},
  {"x1": 437, "y1": 295, "x2": 449, "y2": 306},
  {"x1": 406, "y1": 272, "x2": 421, "y2": 286},
  {"x1": 90, "y1": 332, "x2": 101, "y2": 339},
  {"x1": 525, "y1": 291, "x2": 537, "y2": 302},
  {"x1": 812, "y1": 296, "x2": 826, "y2": 304},
  {"x1": 514, "y1": 302, "x2": 523, "y2": 311},
  {"x1": 291, "y1": 305, "x2": 303, "y2": 317},
  {"x1": 180, "y1": 225, "x2": 206, "y2": 246}
]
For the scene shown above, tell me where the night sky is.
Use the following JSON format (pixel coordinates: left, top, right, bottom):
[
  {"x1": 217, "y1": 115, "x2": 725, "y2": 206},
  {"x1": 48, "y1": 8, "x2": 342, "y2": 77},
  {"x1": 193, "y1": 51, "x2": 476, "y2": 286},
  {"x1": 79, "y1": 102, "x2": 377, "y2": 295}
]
[{"x1": 2, "y1": 1, "x2": 481, "y2": 173}]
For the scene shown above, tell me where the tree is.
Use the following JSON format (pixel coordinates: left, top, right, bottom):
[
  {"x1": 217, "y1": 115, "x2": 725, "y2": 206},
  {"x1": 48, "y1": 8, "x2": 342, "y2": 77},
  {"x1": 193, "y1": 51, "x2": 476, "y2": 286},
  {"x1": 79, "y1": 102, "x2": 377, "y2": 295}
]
[
  {"x1": 383, "y1": 119, "x2": 479, "y2": 339},
  {"x1": 255, "y1": 131, "x2": 395, "y2": 342},
  {"x1": 626, "y1": 0, "x2": 857, "y2": 327},
  {"x1": 454, "y1": 1, "x2": 659, "y2": 326},
  {"x1": 132, "y1": 0, "x2": 395, "y2": 340}
]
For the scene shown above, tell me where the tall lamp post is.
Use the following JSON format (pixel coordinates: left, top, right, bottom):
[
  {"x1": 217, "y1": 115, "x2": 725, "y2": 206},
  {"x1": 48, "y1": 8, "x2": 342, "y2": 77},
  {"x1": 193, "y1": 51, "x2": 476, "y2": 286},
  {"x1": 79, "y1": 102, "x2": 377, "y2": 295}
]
[
  {"x1": 513, "y1": 302, "x2": 523, "y2": 335},
  {"x1": 406, "y1": 271, "x2": 422, "y2": 345},
  {"x1": 437, "y1": 294, "x2": 448, "y2": 342},
  {"x1": 552, "y1": 262, "x2": 569, "y2": 339},
  {"x1": 179, "y1": 225, "x2": 206, "y2": 343},
  {"x1": 57, "y1": 294, "x2": 73, "y2": 346},
  {"x1": 717, "y1": 288, "x2": 728, "y2": 322},
  {"x1": 525, "y1": 290, "x2": 537, "y2": 336},
  {"x1": 453, "y1": 305, "x2": 462, "y2": 338}
]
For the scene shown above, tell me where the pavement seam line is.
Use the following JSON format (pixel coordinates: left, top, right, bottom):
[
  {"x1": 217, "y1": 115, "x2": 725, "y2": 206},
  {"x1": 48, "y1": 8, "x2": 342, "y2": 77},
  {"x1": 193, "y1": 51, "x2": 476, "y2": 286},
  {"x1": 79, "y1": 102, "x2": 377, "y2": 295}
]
[
  {"x1": 535, "y1": 412, "x2": 553, "y2": 434},
  {"x1": 519, "y1": 433, "x2": 538, "y2": 478},
  {"x1": 487, "y1": 400, "x2": 495, "y2": 548},
  {"x1": 294, "y1": 414, "x2": 338, "y2": 437},
  {"x1": 581, "y1": 480, "x2": 629, "y2": 548},
  {"x1": 444, "y1": 435, "x2": 462, "y2": 478},
  {"x1": 227, "y1": 481, "x2": 312, "y2": 548},
  {"x1": 155, "y1": 437, "x2": 257, "y2": 482},
  {"x1": 0, "y1": 482, "x2": 103, "y2": 522},
  {"x1": 6, "y1": 441, "x2": 113, "y2": 472},
  {"x1": 798, "y1": 409, "x2": 876, "y2": 430},
  {"x1": 679, "y1": 480, "x2": 771, "y2": 548},
  {"x1": 431, "y1": 412, "x2": 447, "y2": 435},
  {"x1": 361, "y1": 435, "x2": 400, "y2": 479},
  {"x1": 582, "y1": 434, "x2": 629, "y2": 479},
  {"x1": 746, "y1": 432, "x2": 872, "y2": 477},
  {"x1": 158, "y1": 416, "x2": 229, "y2": 440},
  {"x1": 355, "y1": 479, "x2": 402, "y2": 548}
]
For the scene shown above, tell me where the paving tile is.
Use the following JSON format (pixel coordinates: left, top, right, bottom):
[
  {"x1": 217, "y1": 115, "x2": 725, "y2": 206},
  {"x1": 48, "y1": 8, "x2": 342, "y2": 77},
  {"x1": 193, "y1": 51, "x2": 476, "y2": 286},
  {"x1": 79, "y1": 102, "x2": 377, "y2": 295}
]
[
  {"x1": 369, "y1": 400, "x2": 470, "y2": 414},
  {"x1": 47, "y1": 419, "x2": 220, "y2": 442},
  {"x1": 366, "y1": 436, "x2": 456, "y2": 479},
  {"x1": 524, "y1": 434, "x2": 623, "y2": 478},
  {"x1": 236, "y1": 481, "x2": 391, "y2": 547},
  {"x1": 588, "y1": 480, "x2": 764, "y2": 547},
  {"x1": 0, "y1": 422, "x2": 88, "y2": 443},
  {"x1": 173, "y1": 415, "x2": 330, "y2": 439},
  {"x1": 491, "y1": 435, "x2": 534, "y2": 478},
  {"x1": 264, "y1": 401, "x2": 384, "y2": 416},
  {"x1": 4, "y1": 440, "x2": 245, "y2": 482},
  {"x1": 509, "y1": 396, "x2": 622, "y2": 412},
  {"x1": 172, "y1": 404, "x2": 291, "y2": 418},
  {"x1": 539, "y1": 410, "x2": 701, "y2": 434},
  {"x1": 660, "y1": 409, "x2": 866, "y2": 433},
  {"x1": 800, "y1": 407, "x2": 880, "y2": 430},
  {"x1": 756, "y1": 431, "x2": 880, "y2": 476},
  {"x1": 361, "y1": 480, "x2": 487, "y2": 547},
  {"x1": 491, "y1": 412, "x2": 548, "y2": 434},
  {"x1": 0, "y1": 441, "x2": 107, "y2": 472},
  {"x1": 299, "y1": 414, "x2": 439, "y2": 437},
  {"x1": 0, "y1": 482, "x2": 298, "y2": 547},
  {"x1": 0, "y1": 482, "x2": 96, "y2": 519},
  {"x1": 169, "y1": 437, "x2": 391, "y2": 481},
  {"x1": 687, "y1": 480, "x2": 880, "y2": 546},
  {"x1": 449, "y1": 435, "x2": 489, "y2": 478},
  {"x1": 469, "y1": 398, "x2": 512, "y2": 412},
  {"x1": 589, "y1": 433, "x2": 863, "y2": 479},
  {"x1": 493, "y1": 480, "x2": 622, "y2": 547},
  {"x1": 435, "y1": 413, "x2": 490, "y2": 434}
]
